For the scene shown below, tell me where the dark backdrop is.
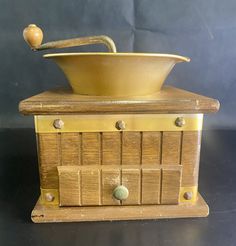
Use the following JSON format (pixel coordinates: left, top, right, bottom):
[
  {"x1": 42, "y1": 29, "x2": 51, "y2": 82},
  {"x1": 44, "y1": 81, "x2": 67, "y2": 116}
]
[{"x1": 1, "y1": 0, "x2": 235, "y2": 129}]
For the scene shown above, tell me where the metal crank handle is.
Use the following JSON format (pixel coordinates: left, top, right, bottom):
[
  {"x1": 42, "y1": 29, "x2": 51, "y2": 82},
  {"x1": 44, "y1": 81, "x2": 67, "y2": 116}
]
[{"x1": 23, "y1": 24, "x2": 117, "y2": 53}]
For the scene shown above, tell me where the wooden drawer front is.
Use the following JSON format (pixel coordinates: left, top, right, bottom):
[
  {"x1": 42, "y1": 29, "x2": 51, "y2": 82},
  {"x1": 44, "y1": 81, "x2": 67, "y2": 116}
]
[{"x1": 57, "y1": 166, "x2": 181, "y2": 206}]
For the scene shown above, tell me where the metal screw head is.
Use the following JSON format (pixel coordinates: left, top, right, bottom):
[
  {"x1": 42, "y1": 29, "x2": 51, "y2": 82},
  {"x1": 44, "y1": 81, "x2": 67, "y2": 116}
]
[
  {"x1": 45, "y1": 193, "x2": 55, "y2": 202},
  {"x1": 183, "y1": 191, "x2": 193, "y2": 200},
  {"x1": 116, "y1": 120, "x2": 126, "y2": 130},
  {"x1": 175, "y1": 117, "x2": 185, "y2": 127},
  {"x1": 53, "y1": 119, "x2": 64, "y2": 129}
]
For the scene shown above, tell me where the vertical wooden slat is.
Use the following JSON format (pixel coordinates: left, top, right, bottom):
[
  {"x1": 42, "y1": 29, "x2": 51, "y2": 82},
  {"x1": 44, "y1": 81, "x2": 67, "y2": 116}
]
[
  {"x1": 37, "y1": 133, "x2": 60, "y2": 188},
  {"x1": 57, "y1": 166, "x2": 80, "y2": 206},
  {"x1": 142, "y1": 132, "x2": 161, "y2": 165},
  {"x1": 161, "y1": 167, "x2": 182, "y2": 204},
  {"x1": 82, "y1": 132, "x2": 100, "y2": 165},
  {"x1": 181, "y1": 131, "x2": 201, "y2": 186},
  {"x1": 142, "y1": 168, "x2": 161, "y2": 204},
  {"x1": 81, "y1": 169, "x2": 100, "y2": 205},
  {"x1": 101, "y1": 169, "x2": 120, "y2": 205},
  {"x1": 61, "y1": 133, "x2": 80, "y2": 166},
  {"x1": 162, "y1": 132, "x2": 181, "y2": 164},
  {"x1": 122, "y1": 169, "x2": 140, "y2": 205},
  {"x1": 102, "y1": 132, "x2": 121, "y2": 165},
  {"x1": 122, "y1": 132, "x2": 141, "y2": 165}
]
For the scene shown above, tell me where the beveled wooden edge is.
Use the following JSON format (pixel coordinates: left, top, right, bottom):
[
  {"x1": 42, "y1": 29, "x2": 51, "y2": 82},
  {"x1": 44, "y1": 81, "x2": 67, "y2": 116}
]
[
  {"x1": 19, "y1": 86, "x2": 220, "y2": 115},
  {"x1": 31, "y1": 192, "x2": 209, "y2": 223}
]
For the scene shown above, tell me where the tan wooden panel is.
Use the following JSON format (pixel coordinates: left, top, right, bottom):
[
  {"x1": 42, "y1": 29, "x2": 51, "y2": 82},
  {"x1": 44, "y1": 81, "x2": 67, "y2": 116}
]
[
  {"x1": 162, "y1": 132, "x2": 181, "y2": 165},
  {"x1": 142, "y1": 169, "x2": 161, "y2": 204},
  {"x1": 82, "y1": 132, "x2": 100, "y2": 165},
  {"x1": 142, "y1": 132, "x2": 161, "y2": 165},
  {"x1": 101, "y1": 169, "x2": 120, "y2": 205},
  {"x1": 57, "y1": 166, "x2": 80, "y2": 206},
  {"x1": 181, "y1": 131, "x2": 201, "y2": 186},
  {"x1": 161, "y1": 167, "x2": 182, "y2": 204},
  {"x1": 102, "y1": 132, "x2": 121, "y2": 165},
  {"x1": 61, "y1": 133, "x2": 80, "y2": 166},
  {"x1": 81, "y1": 169, "x2": 100, "y2": 205},
  {"x1": 37, "y1": 133, "x2": 60, "y2": 188},
  {"x1": 122, "y1": 169, "x2": 140, "y2": 205},
  {"x1": 122, "y1": 132, "x2": 141, "y2": 165}
]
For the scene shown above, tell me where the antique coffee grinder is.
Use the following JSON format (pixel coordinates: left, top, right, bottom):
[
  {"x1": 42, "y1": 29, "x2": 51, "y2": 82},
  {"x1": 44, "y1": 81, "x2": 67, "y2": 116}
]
[{"x1": 19, "y1": 24, "x2": 219, "y2": 223}]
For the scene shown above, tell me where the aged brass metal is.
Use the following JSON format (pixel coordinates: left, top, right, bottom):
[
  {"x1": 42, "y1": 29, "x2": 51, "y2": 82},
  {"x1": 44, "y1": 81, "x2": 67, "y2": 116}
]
[
  {"x1": 40, "y1": 188, "x2": 59, "y2": 205},
  {"x1": 34, "y1": 114, "x2": 203, "y2": 133},
  {"x1": 44, "y1": 53, "x2": 190, "y2": 96},
  {"x1": 23, "y1": 24, "x2": 190, "y2": 97},
  {"x1": 179, "y1": 186, "x2": 198, "y2": 203}
]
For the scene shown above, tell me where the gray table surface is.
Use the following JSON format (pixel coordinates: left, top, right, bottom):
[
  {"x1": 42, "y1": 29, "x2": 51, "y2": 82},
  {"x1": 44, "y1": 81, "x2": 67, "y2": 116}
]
[{"x1": 0, "y1": 129, "x2": 235, "y2": 246}]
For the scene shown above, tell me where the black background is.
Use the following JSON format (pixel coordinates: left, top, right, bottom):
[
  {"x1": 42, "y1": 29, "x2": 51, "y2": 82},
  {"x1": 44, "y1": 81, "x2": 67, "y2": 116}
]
[{"x1": 0, "y1": 0, "x2": 236, "y2": 245}]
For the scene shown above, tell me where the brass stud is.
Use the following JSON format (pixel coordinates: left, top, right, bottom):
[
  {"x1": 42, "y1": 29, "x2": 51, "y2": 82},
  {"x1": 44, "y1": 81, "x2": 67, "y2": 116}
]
[
  {"x1": 53, "y1": 119, "x2": 64, "y2": 129},
  {"x1": 116, "y1": 120, "x2": 126, "y2": 130},
  {"x1": 183, "y1": 191, "x2": 193, "y2": 200},
  {"x1": 175, "y1": 117, "x2": 185, "y2": 127},
  {"x1": 45, "y1": 193, "x2": 55, "y2": 202}
]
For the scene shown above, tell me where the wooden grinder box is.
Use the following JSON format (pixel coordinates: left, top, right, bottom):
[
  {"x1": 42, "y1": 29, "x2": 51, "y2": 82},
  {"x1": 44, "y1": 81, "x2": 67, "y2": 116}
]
[{"x1": 19, "y1": 86, "x2": 219, "y2": 223}]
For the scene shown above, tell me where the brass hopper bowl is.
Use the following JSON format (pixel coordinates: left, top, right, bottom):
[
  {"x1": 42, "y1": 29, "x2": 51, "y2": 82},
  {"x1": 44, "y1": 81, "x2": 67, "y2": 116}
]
[{"x1": 23, "y1": 24, "x2": 190, "y2": 97}]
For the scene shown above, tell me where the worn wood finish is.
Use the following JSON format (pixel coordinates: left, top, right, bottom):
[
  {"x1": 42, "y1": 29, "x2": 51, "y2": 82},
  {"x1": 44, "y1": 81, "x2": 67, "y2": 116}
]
[
  {"x1": 181, "y1": 131, "x2": 201, "y2": 186},
  {"x1": 58, "y1": 166, "x2": 80, "y2": 206},
  {"x1": 81, "y1": 169, "x2": 100, "y2": 205},
  {"x1": 18, "y1": 85, "x2": 220, "y2": 222},
  {"x1": 56, "y1": 165, "x2": 181, "y2": 206},
  {"x1": 102, "y1": 132, "x2": 121, "y2": 165},
  {"x1": 81, "y1": 133, "x2": 100, "y2": 165},
  {"x1": 37, "y1": 130, "x2": 198, "y2": 191},
  {"x1": 31, "y1": 193, "x2": 209, "y2": 223},
  {"x1": 37, "y1": 133, "x2": 60, "y2": 188},
  {"x1": 61, "y1": 133, "x2": 80, "y2": 166},
  {"x1": 162, "y1": 132, "x2": 181, "y2": 165},
  {"x1": 161, "y1": 167, "x2": 182, "y2": 204},
  {"x1": 19, "y1": 86, "x2": 220, "y2": 115},
  {"x1": 122, "y1": 132, "x2": 141, "y2": 165},
  {"x1": 142, "y1": 132, "x2": 161, "y2": 165},
  {"x1": 101, "y1": 169, "x2": 120, "y2": 205},
  {"x1": 141, "y1": 169, "x2": 161, "y2": 204},
  {"x1": 122, "y1": 169, "x2": 141, "y2": 205}
]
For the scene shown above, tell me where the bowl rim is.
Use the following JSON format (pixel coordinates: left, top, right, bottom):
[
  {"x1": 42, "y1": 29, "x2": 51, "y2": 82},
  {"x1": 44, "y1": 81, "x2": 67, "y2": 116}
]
[{"x1": 43, "y1": 52, "x2": 190, "y2": 62}]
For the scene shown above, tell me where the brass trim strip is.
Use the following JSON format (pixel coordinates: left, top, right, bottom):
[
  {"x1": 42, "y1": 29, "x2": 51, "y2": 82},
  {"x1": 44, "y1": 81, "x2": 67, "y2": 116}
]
[
  {"x1": 179, "y1": 186, "x2": 198, "y2": 204},
  {"x1": 35, "y1": 114, "x2": 203, "y2": 133}
]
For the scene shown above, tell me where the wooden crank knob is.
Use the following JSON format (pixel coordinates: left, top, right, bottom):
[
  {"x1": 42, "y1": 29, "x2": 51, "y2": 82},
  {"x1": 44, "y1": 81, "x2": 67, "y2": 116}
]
[{"x1": 23, "y1": 24, "x2": 43, "y2": 49}]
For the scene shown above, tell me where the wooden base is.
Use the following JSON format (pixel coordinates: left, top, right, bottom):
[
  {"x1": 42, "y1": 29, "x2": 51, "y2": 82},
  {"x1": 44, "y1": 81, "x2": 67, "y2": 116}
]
[{"x1": 31, "y1": 193, "x2": 209, "y2": 223}]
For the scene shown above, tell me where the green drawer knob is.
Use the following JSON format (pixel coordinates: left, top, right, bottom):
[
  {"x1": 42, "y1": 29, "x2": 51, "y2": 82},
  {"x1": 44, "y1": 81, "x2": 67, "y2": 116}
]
[{"x1": 113, "y1": 185, "x2": 129, "y2": 201}]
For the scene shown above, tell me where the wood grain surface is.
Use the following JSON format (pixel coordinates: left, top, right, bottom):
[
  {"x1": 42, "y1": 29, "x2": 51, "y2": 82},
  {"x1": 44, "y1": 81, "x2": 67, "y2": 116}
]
[
  {"x1": 19, "y1": 86, "x2": 220, "y2": 115},
  {"x1": 31, "y1": 193, "x2": 209, "y2": 223}
]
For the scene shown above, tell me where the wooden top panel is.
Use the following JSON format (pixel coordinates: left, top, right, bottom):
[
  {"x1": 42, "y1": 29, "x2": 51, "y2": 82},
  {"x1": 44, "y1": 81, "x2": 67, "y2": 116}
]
[{"x1": 19, "y1": 86, "x2": 220, "y2": 115}]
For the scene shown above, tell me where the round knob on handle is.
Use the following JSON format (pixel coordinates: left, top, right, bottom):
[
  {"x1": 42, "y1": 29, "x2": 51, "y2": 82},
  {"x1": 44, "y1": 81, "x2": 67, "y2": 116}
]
[
  {"x1": 23, "y1": 24, "x2": 43, "y2": 49},
  {"x1": 113, "y1": 185, "x2": 129, "y2": 201}
]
